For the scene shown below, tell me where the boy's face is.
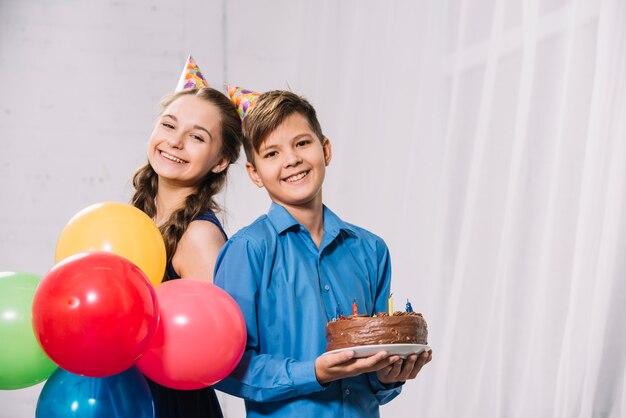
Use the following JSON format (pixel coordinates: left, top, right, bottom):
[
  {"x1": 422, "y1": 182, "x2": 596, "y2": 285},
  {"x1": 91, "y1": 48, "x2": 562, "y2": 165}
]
[{"x1": 246, "y1": 112, "x2": 332, "y2": 211}]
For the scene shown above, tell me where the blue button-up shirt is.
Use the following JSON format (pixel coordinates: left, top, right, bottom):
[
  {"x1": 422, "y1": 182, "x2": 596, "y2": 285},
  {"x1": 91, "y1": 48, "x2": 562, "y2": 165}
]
[{"x1": 214, "y1": 203, "x2": 401, "y2": 417}]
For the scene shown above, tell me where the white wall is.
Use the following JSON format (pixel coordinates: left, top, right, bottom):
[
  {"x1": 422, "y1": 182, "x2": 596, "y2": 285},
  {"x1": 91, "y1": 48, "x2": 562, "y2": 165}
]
[{"x1": 0, "y1": 0, "x2": 246, "y2": 416}]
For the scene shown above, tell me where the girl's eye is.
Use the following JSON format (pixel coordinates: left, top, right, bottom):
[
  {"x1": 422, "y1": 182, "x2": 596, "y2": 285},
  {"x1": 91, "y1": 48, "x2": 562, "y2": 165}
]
[
  {"x1": 192, "y1": 134, "x2": 205, "y2": 142},
  {"x1": 162, "y1": 122, "x2": 175, "y2": 129}
]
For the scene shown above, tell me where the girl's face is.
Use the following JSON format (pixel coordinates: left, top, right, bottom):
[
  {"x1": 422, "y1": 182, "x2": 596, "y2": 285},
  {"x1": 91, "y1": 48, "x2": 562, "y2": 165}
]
[
  {"x1": 148, "y1": 95, "x2": 228, "y2": 187},
  {"x1": 246, "y1": 112, "x2": 332, "y2": 211}
]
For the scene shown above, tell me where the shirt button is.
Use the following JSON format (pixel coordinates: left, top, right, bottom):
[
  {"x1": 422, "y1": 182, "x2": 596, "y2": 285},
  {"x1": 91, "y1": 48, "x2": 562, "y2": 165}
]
[
  {"x1": 324, "y1": 284, "x2": 330, "y2": 291},
  {"x1": 345, "y1": 389, "x2": 351, "y2": 396}
]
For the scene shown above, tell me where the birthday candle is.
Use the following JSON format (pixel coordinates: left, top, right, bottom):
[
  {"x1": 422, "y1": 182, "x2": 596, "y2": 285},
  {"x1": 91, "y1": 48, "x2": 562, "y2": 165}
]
[
  {"x1": 335, "y1": 304, "x2": 343, "y2": 320},
  {"x1": 388, "y1": 294, "x2": 394, "y2": 315},
  {"x1": 405, "y1": 299, "x2": 413, "y2": 312},
  {"x1": 352, "y1": 299, "x2": 358, "y2": 315}
]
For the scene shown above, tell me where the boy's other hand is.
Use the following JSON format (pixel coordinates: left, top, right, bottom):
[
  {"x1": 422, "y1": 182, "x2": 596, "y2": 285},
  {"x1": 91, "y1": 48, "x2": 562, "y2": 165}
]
[
  {"x1": 376, "y1": 349, "x2": 432, "y2": 384},
  {"x1": 315, "y1": 350, "x2": 401, "y2": 385}
]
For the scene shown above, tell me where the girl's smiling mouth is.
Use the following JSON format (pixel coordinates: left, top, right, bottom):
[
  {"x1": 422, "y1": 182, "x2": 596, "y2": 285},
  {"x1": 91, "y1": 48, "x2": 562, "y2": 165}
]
[{"x1": 159, "y1": 150, "x2": 188, "y2": 164}]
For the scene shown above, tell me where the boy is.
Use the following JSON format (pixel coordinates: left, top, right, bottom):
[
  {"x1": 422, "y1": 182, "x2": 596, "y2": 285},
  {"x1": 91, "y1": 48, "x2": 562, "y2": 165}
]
[{"x1": 214, "y1": 90, "x2": 432, "y2": 417}]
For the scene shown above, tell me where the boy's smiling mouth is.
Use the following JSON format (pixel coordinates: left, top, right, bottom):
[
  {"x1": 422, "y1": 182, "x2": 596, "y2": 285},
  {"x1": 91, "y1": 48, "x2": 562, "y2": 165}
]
[
  {"x1": 159, "y1": 150, "x2": 188, "y2": 164},
  {"x1": 284, "y1": 171, "x2": 309, "y2": 183}
]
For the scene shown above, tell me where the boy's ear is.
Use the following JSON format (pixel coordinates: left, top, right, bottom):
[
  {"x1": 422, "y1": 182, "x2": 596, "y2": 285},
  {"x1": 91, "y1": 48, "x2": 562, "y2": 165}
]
[
  {"x1": 246, "y1": 161, "x2": 265, "y2": 188},
  {"x1": 211, "y1": 157, "x2": 230, "y2": 174},
  {"x1": 322, "y1": 137, "x2": 332, "y2": 166}
]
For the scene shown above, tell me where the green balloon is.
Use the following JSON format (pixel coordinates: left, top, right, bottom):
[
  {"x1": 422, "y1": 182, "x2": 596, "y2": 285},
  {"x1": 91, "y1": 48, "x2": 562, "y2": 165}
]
[{"x1": 0, "y1": 272, "x2": 57, "y2": 390}]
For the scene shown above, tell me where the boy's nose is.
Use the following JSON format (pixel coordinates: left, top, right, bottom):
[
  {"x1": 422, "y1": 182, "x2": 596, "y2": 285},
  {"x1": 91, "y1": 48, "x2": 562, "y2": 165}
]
[
  {"x1": 283, "y1": 152, "x2": 302, "y2": 168},
  {"x1": 283, "y1": 150, "x2": 302, "y2": 167}
]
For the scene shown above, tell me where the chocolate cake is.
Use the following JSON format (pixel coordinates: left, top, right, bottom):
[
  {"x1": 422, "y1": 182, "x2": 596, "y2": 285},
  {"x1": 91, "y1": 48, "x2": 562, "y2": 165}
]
[{"x1": 325, "y1": 311, "x2": 428, "y2": 352}]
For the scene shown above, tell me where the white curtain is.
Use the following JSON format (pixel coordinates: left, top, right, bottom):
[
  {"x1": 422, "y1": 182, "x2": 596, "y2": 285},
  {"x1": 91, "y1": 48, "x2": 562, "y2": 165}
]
[{"x1": 415, "y1": 0, "x2": 626, "y2": 416}]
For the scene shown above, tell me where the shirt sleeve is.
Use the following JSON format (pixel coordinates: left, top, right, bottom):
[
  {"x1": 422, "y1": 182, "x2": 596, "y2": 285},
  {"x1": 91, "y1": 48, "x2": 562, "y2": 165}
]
[
  {"x1": 366, "y1": 237, "x2": 403, "y2": 404},
  {"x1": 213, "y1": 235, "x2": 325, "y2": 402}
]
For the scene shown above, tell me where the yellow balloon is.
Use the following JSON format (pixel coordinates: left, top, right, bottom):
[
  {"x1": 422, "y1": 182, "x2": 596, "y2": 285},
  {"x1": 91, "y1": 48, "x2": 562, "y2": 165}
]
[{"x1": 55, "y1": 202, "x2": 166, "y2": 286}]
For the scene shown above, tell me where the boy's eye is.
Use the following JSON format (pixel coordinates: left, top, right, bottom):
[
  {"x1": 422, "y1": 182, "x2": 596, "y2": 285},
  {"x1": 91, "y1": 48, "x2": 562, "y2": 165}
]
[
  {"x1": 296, "y1": 139, "x2": 310, "y2": 147},
  {"x1": 263, "y1": 151, "x2": 277, "y2": 159},
  {"x1": 162, "y1": 122, "x2": 175, "y2": 129}
]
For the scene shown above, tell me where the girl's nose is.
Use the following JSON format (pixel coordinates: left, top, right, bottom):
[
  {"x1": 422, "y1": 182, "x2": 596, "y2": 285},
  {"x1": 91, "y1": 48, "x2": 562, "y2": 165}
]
[{"x1": 166, "y1": 134, "x2": 184, "y2": 149}]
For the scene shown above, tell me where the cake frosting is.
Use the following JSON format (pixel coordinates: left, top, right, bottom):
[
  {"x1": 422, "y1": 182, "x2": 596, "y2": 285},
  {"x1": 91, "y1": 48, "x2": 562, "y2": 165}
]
[{"x1": 325, "y1": 311, "x2": 428, "y2": 352}]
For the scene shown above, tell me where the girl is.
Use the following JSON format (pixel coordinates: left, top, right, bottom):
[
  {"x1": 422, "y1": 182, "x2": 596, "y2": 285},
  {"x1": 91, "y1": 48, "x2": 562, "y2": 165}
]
[{"x1": 132, "y1": 86, "x2": 242, "y2": 418}]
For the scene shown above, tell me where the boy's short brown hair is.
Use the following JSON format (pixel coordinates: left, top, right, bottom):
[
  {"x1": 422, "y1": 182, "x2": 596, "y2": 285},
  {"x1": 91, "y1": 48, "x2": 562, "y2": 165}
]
[{"x1": 242, "y1": 90, "x2": 324, "y2": 164}]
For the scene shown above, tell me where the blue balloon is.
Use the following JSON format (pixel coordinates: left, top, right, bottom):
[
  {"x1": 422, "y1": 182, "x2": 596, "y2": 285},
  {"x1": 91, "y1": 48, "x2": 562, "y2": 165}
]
[{"x1": 36, "y1": 366, "x2": 154, "y2": 418}]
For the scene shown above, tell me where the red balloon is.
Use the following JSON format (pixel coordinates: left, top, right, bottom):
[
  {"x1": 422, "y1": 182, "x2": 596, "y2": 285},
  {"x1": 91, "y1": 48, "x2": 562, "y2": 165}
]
[
  {"x1": 32, "y1": 252, "x2": 159, "y2": 377},
  {"x1": 136, "y1": 279, "x2": 246, "y2": 390}
]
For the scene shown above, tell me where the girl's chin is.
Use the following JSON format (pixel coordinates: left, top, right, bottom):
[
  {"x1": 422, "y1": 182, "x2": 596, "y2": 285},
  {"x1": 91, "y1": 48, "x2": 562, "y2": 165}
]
[
  {"x1": 152, "y1": 158, "x2": 186, "y2": 172},
  {"x1": 153, "y1": 167, "x2": 183, "y2": 180}
]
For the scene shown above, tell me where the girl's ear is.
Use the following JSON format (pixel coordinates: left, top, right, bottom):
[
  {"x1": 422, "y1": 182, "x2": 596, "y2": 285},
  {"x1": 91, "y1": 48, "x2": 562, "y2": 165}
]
[
  {"x1": 246, "y1": 161, "x2": 264, "y2": 188},
  {"x1": 211, "y1": 157, "x2": 229, "y2": 174},
  {"x1": 322, "y1": 137, "x2": 332, "y2": 166}
]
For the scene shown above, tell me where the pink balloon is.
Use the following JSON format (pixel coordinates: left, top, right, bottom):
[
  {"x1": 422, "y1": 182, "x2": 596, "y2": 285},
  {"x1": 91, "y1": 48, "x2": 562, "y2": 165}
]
[
  {"x1": 32, "y1": 252, "x2": 159, "y2": 377},
  {"x1": 136, "y1": 279, "x2": 246, "y2": 390}
]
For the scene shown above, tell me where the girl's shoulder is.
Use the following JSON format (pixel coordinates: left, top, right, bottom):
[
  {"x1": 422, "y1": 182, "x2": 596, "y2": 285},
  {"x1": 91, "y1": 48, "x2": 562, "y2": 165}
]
[
  {"x1": 191, "y1": 209, "x2": 226, "y2": 240},
  {"x1": 193, "y1": 209, "x2": 221, "y2": 224}
]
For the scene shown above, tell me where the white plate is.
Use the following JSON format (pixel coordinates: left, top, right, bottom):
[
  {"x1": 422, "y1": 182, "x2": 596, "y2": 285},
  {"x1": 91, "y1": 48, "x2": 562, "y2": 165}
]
[{"x1": 323, "y1": 344, "x2": 430, "y2": 359}]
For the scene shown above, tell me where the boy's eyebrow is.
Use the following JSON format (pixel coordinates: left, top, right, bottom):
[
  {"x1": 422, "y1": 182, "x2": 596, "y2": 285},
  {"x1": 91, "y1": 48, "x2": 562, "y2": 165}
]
[
  {"x1": 162, "y1": 114, "x2": 214, "y2": 140},
  {"x1": 291, "y1": 133, "x2": 314, "y2": 141},
  {"x1": 262, "y1": 133, "x2": 314, "y2": 150}
]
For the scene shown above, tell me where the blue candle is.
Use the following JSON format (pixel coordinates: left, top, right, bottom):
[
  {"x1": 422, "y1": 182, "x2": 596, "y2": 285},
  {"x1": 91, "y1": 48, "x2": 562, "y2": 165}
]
[
  {"x1": 405, "y1": 299, "x2": 414, "y2": 313},
  {"x1": 335, "y1": 304, "x2": 343, "y2": 319}
]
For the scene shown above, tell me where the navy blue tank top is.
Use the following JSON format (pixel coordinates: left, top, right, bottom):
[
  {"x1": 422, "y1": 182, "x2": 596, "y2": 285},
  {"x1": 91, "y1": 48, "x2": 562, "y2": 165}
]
[
  {"x1": 165, "y1": 210, "x2": 227, "y2": 280},
  {"x1": 148, "y1": 209, "x2": 226, "y2": 418}
]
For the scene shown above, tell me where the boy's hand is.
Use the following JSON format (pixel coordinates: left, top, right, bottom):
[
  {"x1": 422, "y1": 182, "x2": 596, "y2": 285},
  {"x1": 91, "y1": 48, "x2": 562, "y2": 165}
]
[
  {"x1": 376, "y1": 349, "x2": 432, "y2": 384},
  {"x1": 315, "y1": 350, "x2": 401, "y2": 385}
]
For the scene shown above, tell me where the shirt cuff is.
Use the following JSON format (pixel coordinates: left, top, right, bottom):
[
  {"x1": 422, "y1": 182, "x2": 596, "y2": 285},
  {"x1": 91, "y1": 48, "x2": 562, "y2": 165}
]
[
  {"x1": 290, "y1": 359, "x2": 325, "y2": 395},
  {"x1": 367, "y1": 372, "x2": 404, "y2": 392}
]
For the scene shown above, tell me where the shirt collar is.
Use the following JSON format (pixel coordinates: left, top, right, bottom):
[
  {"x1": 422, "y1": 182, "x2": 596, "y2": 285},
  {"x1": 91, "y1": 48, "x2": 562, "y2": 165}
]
[
  {"x1": 267, "y1": 202, "x2": 357, "y2": 239},
  {"x1": 267, "y1": 203, "x2": 300, "y2": 234}
]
